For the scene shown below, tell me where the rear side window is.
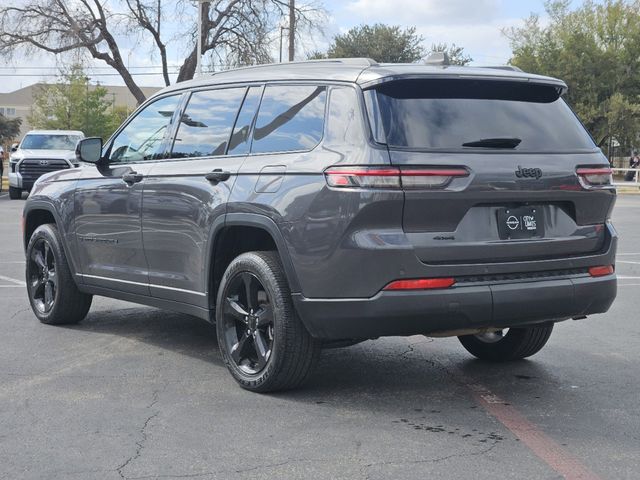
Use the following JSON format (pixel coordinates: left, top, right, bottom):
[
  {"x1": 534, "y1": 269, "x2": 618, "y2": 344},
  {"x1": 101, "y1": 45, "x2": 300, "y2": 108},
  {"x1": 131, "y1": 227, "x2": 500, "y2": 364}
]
[
  {"x1": 252, "y1": 85, "x2": 326, "y2": 154},
  {"x1": 228, "y1": 86, "x2": 262, "y2": 156},
  {"x1": 368, "y1": 79, "x2": 595, "y2": 152},
  {"x1": 171, "y1": 87, "x2": 246, "y2": 158}
]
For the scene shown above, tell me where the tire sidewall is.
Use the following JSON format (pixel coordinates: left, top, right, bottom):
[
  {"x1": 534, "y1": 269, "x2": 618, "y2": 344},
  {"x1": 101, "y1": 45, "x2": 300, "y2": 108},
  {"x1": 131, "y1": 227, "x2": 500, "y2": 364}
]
[
  {"x1": 216, "y1": 252, "x2": 289, "y2": 390},
  {"x1": 26, "y1": 224, "x2": 65, "y2": 324}
]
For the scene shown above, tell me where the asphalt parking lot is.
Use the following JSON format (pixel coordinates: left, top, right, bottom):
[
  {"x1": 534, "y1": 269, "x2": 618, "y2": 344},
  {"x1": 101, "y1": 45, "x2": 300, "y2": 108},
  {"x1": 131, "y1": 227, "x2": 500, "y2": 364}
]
[{"x1": 0, "y1": 191, "x2": 638, "y2": 480}]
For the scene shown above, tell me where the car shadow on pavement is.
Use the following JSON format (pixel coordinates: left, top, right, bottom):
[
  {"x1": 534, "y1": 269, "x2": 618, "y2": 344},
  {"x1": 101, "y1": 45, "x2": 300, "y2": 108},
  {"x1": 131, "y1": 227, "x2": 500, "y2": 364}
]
[
  {"x1": 64, "y1": 305, "x2": 225, "y2": 367},
  {"x1": 64, "y1": 305, "x2": 566, "y2": 406}
]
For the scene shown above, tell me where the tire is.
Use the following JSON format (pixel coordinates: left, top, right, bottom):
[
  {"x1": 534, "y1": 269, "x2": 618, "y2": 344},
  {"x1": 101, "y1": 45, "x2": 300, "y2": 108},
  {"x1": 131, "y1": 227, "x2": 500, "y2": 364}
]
[
  {"x1": 9, "y1": 186, "x2": 22, "y2": 200},
  {"x1": 25, "y1": 224, "x2": 92, "y2": 325},
  {"x1": 458, "y1": 324, "x2": 554, "y2": 361},
  {"x1": 216, "y1": 251, "x2": 321, "y2": 392}
]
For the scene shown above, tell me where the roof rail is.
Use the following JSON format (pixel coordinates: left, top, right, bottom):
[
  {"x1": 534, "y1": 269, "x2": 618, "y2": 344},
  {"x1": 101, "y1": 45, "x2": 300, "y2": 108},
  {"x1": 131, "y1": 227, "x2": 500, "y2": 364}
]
[
  {"x1": 480, "y1": 65, "x2": 524, "y2": 72},
  {"x1": 211, "y1": 58, "x2": 378, "y2": 76},
  {"x1": 299, "y1": 58, "x2": 378, "y2": 67}
]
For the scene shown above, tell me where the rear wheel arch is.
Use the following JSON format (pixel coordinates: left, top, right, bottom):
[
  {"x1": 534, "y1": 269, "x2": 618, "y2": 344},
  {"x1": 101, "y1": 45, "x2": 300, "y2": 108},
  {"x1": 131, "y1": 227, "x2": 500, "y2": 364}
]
[{"x1": 207, "y1": 214, "x2": 301, "y2": 310}]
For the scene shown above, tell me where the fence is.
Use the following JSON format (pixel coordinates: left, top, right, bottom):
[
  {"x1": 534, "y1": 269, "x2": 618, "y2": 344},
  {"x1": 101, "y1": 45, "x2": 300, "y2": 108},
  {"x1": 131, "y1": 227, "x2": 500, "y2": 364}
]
[{"x1": 612, "y1": 167, "x2": 640, "y2": 186}]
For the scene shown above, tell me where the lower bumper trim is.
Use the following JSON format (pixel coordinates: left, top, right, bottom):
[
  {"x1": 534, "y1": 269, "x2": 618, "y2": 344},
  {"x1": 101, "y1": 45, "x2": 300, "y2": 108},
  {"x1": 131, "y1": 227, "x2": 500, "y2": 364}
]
[{"x1": 293, "y1": 275, "x2": 616, "y2": 340}]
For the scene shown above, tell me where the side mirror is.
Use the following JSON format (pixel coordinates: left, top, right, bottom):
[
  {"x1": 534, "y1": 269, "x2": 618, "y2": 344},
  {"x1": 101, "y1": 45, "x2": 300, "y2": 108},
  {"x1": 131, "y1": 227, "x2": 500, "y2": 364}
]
[
  {"x1": 10, "y1": 143, "x2": 19, "y2": 152},
  {"x1": 76, "y1": 137, "x2": 103, "y2": 164}
]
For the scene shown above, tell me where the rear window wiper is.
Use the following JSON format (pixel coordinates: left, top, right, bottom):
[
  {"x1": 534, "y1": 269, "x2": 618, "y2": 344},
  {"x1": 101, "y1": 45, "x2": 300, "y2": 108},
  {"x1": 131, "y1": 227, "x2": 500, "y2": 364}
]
[{"x1": 461, "y1": 137, "x2": 522, "y2": 149}]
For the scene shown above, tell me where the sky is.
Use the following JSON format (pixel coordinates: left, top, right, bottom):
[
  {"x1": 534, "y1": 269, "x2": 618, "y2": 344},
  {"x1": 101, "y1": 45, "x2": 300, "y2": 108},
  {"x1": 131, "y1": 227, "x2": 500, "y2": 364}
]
[{"x1": 0, "y1": 0, "x2": 588, "y2": 94}]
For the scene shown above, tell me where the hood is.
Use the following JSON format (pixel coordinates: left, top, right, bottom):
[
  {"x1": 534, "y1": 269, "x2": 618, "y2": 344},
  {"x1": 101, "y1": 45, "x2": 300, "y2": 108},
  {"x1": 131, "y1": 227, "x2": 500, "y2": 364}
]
[{"x1": 16, "y1": 149, "x2": 77, "y2": 160}]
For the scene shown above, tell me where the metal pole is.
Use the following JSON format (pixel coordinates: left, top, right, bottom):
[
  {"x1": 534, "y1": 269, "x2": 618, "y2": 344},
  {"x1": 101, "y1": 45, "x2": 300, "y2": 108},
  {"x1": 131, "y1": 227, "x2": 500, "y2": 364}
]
[
  {"x1": 279, "y1": 26, "x2": 284, "y2": 63},
  {"x1": 288, "y1": 0, "x2": 295, "y2": 61}
]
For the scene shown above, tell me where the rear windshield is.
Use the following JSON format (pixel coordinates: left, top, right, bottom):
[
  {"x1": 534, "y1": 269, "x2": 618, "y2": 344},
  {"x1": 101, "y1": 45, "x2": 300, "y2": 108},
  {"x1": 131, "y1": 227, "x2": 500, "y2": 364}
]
[
  {"x1": 366, "y1": 79, "x2": 596, "y2": 152},
  {"x1": 21, "y1": 134, "x2": 82, "y2": 150}
]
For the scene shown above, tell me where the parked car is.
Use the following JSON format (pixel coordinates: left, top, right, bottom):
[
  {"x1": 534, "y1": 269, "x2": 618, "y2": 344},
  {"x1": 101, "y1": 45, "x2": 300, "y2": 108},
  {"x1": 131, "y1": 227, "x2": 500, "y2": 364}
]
[
  {"x1": 8, "y1": 130, "x2": 84, "y2": 199},
  {"x1": 22, "y1": 58, "x2": 617, "y2": 392}
]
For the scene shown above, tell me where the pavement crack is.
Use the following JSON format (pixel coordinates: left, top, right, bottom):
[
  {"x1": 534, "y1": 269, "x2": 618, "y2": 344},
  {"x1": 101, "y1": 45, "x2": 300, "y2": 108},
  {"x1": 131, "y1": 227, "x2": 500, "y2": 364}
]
[
  {"x1": 9, "y1": 306, "x2": 30, "y2": 320},
  {"x1": 362, "y1": 439, "x2": 499, "y2": 474},
  {"x1": 116, "y1": 389, "x2": 161, "y2": 479}
]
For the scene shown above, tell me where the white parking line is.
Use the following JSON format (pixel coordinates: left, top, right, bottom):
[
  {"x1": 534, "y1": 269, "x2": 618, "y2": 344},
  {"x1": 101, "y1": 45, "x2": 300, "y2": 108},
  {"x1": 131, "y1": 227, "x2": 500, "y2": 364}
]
[
  {"x1": 617, "y1": 253, "x2": 640, "y2": 256},
  {"x1": 0, "y1": 274, "x2": 26, "y2": 287},
  {"x1": 618, "y1": 261, "x2": 640, "y2": 265}
]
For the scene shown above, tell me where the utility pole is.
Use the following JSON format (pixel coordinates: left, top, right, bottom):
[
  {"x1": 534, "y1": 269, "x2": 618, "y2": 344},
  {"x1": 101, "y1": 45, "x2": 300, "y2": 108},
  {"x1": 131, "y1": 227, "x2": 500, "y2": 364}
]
[
  {"x1": 288, "y1": 0, "x2": 295, "y2": 61},
  {"x1": 196, "y1": 0, "x2": 210, "y2": 76}
]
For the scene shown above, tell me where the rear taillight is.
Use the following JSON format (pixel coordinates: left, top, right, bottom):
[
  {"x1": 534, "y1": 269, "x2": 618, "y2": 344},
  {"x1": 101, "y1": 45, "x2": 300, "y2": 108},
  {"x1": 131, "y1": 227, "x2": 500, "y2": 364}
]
[
  {"x1": 400, "y1": 168, "x2": 469, "y2": 189},
  {"x1": 576, "y1": 167, "x2": 613, "y2": 189},
  {"x1": 324, "y1": 167, "x2": 400, "y2": 189},
  {"x1": 383, "y1": 278, "x2": 456, "y2": 291},
  {"x1": 588, "y1": 265, "x2": 614, "y2": 277},
  {"x1": 324, "y1": 166, "x2": 468, "y2": 189}
]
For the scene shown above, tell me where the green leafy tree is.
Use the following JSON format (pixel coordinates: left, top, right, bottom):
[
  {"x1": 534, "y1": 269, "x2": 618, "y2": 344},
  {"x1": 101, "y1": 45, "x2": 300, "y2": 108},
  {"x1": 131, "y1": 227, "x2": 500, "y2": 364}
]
[
  {"x1": 323, "y1": 24, "x2": 426, "y2": 63},
  {"x1": 29, "y1": 65, "x2": 126, "y2": 140},
  {"x1": 0, "y1": 113, "x2": 21, "y2": 144},
  {"x1": 504, "y1": 0, "x2": 640, "y2": 152},
  {"x1": 312, "y1": 24, "x2": 472, "y2": 65}
]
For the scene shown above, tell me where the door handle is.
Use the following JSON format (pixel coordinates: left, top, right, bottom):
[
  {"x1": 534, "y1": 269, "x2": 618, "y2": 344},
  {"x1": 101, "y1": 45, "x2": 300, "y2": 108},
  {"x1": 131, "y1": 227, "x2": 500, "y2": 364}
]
[
  {"x1": 205, "y1": 169, "x2": 231, "y2": 185},
  {"x1": 122, "y1": 172, "x2": 143, "y2": 184}
]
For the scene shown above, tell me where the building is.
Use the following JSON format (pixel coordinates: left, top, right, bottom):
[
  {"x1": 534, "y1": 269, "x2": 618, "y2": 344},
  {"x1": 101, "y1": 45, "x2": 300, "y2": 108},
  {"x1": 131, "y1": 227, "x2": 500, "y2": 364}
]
[{"x1": 0, "y1": 83, "x2": 161, "y2": 140}]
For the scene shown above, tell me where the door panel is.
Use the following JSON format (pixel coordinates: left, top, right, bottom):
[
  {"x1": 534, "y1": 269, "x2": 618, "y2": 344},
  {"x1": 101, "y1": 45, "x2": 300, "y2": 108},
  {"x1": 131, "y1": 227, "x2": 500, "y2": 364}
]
[
  {"x1": 74, "y1": 94, "x2": 183, "y2": 294},
  {"x1": 142, "y1": 87, "x2": 259, "y2": 306},
  {"x1": 74, "y1": 163, "x2": 154, "y2": 295}
]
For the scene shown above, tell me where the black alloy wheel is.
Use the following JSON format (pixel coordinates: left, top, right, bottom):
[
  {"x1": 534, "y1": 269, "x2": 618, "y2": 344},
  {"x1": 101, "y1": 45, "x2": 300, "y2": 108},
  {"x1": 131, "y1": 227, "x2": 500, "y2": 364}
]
[
  {"x1": 25, "y1": 224, "x2": 92, "y2": 325},
  {"x1": 27, "y1": 238, "x2": 58, "y2": 314},
  {"x1": 216, "y1": 251, "x2": 320, "y2": 392},
  {"x1": 221, "y1": 272, "x2": 274, "y2": 375}
]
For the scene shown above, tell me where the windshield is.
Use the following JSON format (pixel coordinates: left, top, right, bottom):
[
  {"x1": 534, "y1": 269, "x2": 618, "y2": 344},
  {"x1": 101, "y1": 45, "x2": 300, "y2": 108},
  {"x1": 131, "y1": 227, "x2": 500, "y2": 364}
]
[
  {"x1": 21, "y1": 134, "x2": 82, "y2": 151},
  {"x1": 367, "y1": 79, "x2": 596, "y2": 152}
]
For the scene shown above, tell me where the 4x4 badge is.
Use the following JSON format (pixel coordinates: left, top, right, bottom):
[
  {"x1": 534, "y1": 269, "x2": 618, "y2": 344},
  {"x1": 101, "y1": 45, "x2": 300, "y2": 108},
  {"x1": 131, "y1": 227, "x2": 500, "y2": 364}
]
[{"x1": 515, "y1": 165, "x2": 542, "y2": 179}]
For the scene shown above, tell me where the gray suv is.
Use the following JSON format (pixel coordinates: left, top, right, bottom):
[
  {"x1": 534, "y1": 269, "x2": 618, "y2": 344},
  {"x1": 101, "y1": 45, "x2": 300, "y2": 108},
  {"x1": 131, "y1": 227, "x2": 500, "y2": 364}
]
[{"x1": 22, "y1": 59, "x2": 617, "y2": 392}]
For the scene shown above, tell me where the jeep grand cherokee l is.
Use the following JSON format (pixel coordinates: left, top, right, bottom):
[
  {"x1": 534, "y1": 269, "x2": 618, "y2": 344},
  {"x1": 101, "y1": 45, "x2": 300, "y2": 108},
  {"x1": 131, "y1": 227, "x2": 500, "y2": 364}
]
[{"x1": 22, "y1": 59, "x2": 617, "y2": 392}]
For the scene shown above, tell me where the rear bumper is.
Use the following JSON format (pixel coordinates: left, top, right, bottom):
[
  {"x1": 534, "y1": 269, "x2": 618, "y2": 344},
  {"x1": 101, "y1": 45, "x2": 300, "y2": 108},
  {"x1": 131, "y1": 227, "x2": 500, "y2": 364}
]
[{"x1": 293, "y1": 274, "x2": 616, "y2": 340}]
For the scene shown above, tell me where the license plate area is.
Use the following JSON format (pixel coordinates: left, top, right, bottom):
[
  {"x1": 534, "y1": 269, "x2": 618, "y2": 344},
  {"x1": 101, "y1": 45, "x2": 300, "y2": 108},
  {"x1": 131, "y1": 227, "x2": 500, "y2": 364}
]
[{"x1": 497, "y1": 206, "x2": 544, "y2": 240}]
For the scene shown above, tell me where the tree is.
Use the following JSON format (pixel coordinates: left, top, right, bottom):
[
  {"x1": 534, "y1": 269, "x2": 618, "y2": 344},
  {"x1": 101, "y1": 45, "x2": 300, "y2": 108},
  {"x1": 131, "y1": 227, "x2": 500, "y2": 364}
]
[
  {"x1": 28, "y1": 65, "x2": 127, "y2": 140},
  {"x1": 503, "y1": 0, "x2": 640, "y2": 152},
  {"x1": 0, "y1": 0, "x2": 324, "y2": 105},
  {"x1": 0, "y1": 114, "x2": 21, "y2": 145},
  {"x1": 312, "y1": 24, "x2": 472, "y2": 65},
  {"x1": 323, "y1": 24, "x2": 426, "y2": 63}
]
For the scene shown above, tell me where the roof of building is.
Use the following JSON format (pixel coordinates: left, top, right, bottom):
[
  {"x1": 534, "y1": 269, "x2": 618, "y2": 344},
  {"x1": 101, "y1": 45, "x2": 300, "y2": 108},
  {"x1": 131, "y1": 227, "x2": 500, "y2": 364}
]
[
  {"x1": 154, "y1": 58, "x2": 567, "y2": 99},
  {"x1": 0, "y1": 83, "x2": 161, "y2": 108}
]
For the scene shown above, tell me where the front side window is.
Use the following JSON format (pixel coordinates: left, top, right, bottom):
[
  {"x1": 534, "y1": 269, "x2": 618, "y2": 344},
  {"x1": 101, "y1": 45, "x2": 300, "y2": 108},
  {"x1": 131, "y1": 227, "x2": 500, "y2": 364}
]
[
  {"x1": 171, "y1": 88, "x2": 246, "y2": 158},
  {"x1": 252, "y1": 85, "x2": 326, "y2": 154},
  {"x1": 21, "y1": 134, "x2": 82, "y2": 150},
  {"x1": 109, "y1": 95, "x2": 181, "y2": 163}
]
